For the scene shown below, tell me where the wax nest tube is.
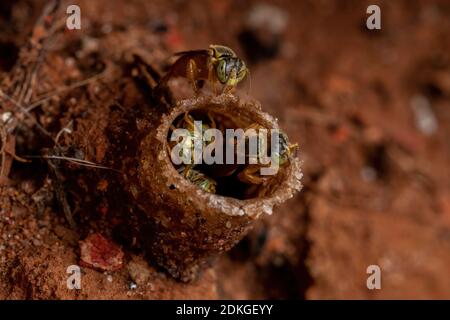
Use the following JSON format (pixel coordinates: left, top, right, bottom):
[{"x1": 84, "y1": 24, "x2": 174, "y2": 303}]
[{"x1": 130, "y1": 93, "x2": 302, "y2": 281}]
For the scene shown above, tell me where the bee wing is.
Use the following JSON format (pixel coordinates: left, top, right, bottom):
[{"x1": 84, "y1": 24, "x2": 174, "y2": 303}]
[{"x1": 173, "y1": 50, "x2": 209, "y2": 57}]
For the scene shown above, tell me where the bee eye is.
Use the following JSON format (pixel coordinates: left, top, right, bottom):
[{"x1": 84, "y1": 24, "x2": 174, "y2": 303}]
[{"x1": 216, "y1": 60, "x2": 228, "y2": 83}]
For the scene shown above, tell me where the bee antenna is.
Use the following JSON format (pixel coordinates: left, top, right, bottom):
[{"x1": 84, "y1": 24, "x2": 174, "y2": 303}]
[{"x1": 246, "y1": 69, "x2": 252, "y2": 96}]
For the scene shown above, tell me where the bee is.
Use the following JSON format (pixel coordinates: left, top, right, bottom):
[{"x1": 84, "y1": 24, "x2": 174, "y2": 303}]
[
  {"x1": 208, "y1": 45, "x2": 249, "y2": 89},
  {"x1": 168, "y1": 112, "x2": 218, "y2": 194},
  {"x1": 273, "y1": 131, "x2": 298, "y2": 167},
  {"x1": 158, "y1": 45, "x2": 249, "y2": 96},
  {"x1": 178, "y1": 166, "x2": 217, "y2": 194},
  {"x1": 237, "y1": 129, "x2": 298, "y2": 185},
  {"x1": 168, "y1": 111, "x2": 216, "y2": 164}
]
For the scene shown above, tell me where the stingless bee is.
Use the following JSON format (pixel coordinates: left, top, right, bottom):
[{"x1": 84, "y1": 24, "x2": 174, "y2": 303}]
[
  {"x1": 237, "y1": 129, "x2": 298, "y2": 185},
  {"x1": 158, "y1": 45, "x2": 249, "y2": 96},
  {"x1": 274, "y1": 131, "x2": 299, "y2": 167},
  {"x1": 168, "y1": 111, "x2": 216, "y2": 166},
  {"x1": 169, "y1": 112, "x2": 218, "y2": 194},
  {"x1": 178, "y1": 166, "x2": 217, "y2": 194}
]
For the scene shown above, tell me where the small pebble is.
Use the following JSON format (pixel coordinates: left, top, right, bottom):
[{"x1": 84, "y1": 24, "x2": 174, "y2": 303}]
[
  {"x1": 101, "y1": 24, "x2": 113, "y2": 34},
  {"x1": 410, "y1": 95, "x2": 438, "y2": 136},
  {"x1": 361, "y1": 166, "x2": 377, "y2": 182},
  {"x1": 65, "y1": 57, "x2": 76, "y2": 67},
  {"x1": 247, "y1": 4, "x2": 288, "y2": 34},
  {"x1": 1, "y1": 112, "x2": 12, "y2": 124}
]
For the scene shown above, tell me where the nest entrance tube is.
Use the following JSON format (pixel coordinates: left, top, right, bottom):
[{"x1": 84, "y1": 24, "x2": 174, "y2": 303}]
[
  {"x1": 132, "y1": 94, "x2": 302, "y2": 281},
  {"x1": 167, "y1": 106, "x2": 279, "y2": 199}
]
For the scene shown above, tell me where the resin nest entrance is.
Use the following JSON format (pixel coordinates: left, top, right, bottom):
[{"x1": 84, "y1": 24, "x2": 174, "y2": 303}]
[{"x1": 167, "y1": 107, "x2": 289, "y2": 200}]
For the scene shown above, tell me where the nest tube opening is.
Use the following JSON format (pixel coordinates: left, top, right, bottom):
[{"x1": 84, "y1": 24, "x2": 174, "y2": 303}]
[
  {"x1": 131, "y1": 94, "x2": 302, "y2": 281},
  {"x1": 166, "y1": 105, "x2": 287, "y2": 199}
]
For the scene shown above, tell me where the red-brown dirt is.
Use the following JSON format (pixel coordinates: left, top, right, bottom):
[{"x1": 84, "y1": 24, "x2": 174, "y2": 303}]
[{"x1": 0, "y1": 0, "x2": 449, "y2": 299}]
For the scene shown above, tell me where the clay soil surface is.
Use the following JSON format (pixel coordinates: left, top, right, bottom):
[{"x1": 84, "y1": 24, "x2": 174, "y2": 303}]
[{"x1": 0, "y1": 0, "x2": 449, "y2": 299}]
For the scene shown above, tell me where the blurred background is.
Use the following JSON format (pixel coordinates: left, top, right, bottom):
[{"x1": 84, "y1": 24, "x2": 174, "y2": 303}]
[{"x1": 0, "y1": 0, "x2": 449, "y2": 299}]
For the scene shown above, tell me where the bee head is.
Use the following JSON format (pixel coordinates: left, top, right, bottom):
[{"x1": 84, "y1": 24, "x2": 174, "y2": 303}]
[{"x1": 216, "y1": 57, "x2": 248, "y2": 86}]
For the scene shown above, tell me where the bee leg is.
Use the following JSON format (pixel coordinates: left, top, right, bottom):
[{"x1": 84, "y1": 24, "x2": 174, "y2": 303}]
[
  {"x1": 164, "y1": 86, "x2": 177, "y2": 106},
  {"x1": 222, "y1": 84, "x2": 235, "y2": 95},
  {"x1": 186, "y1": 59, "x2": 199, "y2": 96},
  {"x1": 183, "y1": 164, "x2": 195, "y2": 177},
  {"x1": 207, "y1": 111, "x2": 216, "y2": 129},
  {"x1": 290, "y1": 143, "x2": 299, "y2": 157},
  {"x1": 207, "y1": 61, "x2": 217, "y2": 95},
  {"x1": 183, "y1": 112, "x2": 196, "y2": 129},
  {"x1": 237, "y1": 166, "x2": 266, "y2": 185},
  {"x1": 221, "y1": 85, "x2": 228, "y2": 94},
  {"x1": 153, "y1": 79, "x2": 173, "y2": 107},
  {"x1": 222, "y1": 69, "x2": 238, "y2": 94},
  {"x1": 155, "y1": 83, "x2": 176, "y2": 107}
]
